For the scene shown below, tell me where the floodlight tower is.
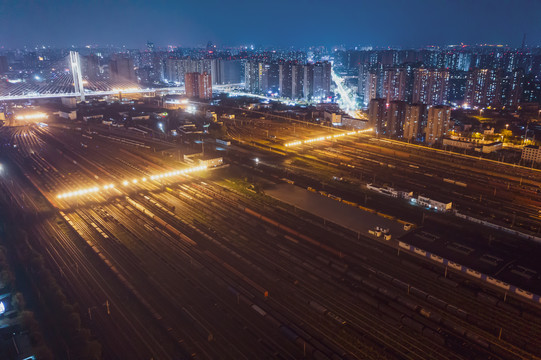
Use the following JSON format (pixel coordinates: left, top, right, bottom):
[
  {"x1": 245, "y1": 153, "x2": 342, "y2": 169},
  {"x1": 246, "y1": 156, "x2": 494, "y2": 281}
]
[{"x1": 69, "y1": 51, "x2": 85, "y2": 101}]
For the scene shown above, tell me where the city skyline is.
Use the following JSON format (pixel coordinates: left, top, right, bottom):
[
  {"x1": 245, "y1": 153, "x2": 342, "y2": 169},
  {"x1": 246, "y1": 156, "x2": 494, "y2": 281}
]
[
  {"x1": 1, "y1": 0, "x2": 541, "y2": 49},
  {"x1": 1, "y1": 1, "x2": 541, "y2": 359}
]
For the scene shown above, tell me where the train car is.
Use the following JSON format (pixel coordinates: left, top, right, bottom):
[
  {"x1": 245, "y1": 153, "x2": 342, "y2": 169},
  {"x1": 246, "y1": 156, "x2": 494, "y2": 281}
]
[
  {"x1": 216, "y1": 139, "x2": 231, "y2": 146},
  {"x1": 391, "y1": 278, "x2": 409, "y2": 291},
  {"x1": 397, "y1": 296, "x2": 421, "y2": 312},
  {"x1": 515, "y1": 288, "x2": 534, "y2": 300},
  {"x1": 342, "y1": 200, "x2": 357, "y2": 207},
  {"x1": 398, "y1": 241, "x2": 411, "y2": 250},
  {"x1": 401, "y1": 316, "x2": 424, "y2": 333},
  {"x1": 328, "y1": 194, "x2": 341, "y2": 201},
  {"x1": 309, "y1": 301, "x2": 328, "y2": 315},
  {"x1": 279, "y1": 326, "x2": 299, "y2": 342},
  {"x1": 128, "y1": 127, "x2": 148, "y2": 135},
  {"x1": 465, "y1": 268, "x2": 482, "y2": 279},
  {"x1": 395, "y1": 228, "x2": 541, "y2": 306},
  {"x1": 429, "y1": 253, "x2": 444, "y2": 264},
  {"x1": 426, "y1": 295, "x2": 448, "y2": 309},
  {"x1": 368, "y1": 229, "x2": 382, "y2": 237},
  {"x1": 486, "y1": 277, "x2": 511, "y2": 290},
  {"x1": 326, "y1": 312, "x2": 347, "y2": 325},
  {"x1": 251, "y1": 304, "x2": 267, "y2": 317},
  {"x1": 447, "y1": 261, "x2": 463, "y2": 271}
]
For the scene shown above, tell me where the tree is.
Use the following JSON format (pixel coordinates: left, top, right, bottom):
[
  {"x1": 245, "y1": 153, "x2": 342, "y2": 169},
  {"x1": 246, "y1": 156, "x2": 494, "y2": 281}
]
[
  {"x1": 208, "y1": 122, "x2": 228, "y2": 138},
  {"x1": 501, "y1": 129, "x2": 512, "y2": 141},
  {"x1": 0, "y1": 269, "x2": 15, "y2": 290},
  {"x1": 12, "y1": 291, "x2": 25, "y2": 311}
]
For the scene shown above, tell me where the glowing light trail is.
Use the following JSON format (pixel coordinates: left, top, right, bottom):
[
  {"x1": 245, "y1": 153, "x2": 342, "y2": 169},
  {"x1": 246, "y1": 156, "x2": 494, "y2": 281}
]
[
  {"x1": 57, "y1": 164, "x2": 207, "y2": 200},
  {"x1": 284, "y1": 128, "x2": 373, "y2": 147}
]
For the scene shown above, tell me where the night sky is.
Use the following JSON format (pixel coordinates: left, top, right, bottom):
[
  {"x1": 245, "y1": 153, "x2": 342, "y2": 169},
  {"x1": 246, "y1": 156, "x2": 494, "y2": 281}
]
[{"x1": 1, "y1": 0, "x2": 540, "y2": 49}]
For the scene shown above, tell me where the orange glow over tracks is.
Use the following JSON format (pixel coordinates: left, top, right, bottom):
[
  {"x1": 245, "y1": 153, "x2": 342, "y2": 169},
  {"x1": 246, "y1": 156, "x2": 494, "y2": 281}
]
[
  {"x1": 15, "y1": 112, "x2": 49, "y2": 121},
  {"x1": 56, "y1": 164, "x2": 208, "y2": 200},
  {"x1": 284, "y1": 128, "x2": 373, "y2": 148}
]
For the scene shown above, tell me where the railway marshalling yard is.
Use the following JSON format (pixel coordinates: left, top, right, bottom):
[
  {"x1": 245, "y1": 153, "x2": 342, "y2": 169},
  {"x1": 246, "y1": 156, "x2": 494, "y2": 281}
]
[{"x1": 1, "y1": 115, "x2": 541, "y2": 360}]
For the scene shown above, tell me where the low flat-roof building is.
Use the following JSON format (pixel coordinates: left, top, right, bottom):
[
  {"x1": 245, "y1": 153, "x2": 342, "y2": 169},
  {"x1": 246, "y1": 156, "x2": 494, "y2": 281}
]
[
  {"x1": 443, "y1": 138, "x2": 475, "y2": 150},
  {"x1": 480, "y1": 141, "x2": 503, "y2": 153},
  {"x1": 341, "y1": 117, "x2": 369, "y2": 130}
]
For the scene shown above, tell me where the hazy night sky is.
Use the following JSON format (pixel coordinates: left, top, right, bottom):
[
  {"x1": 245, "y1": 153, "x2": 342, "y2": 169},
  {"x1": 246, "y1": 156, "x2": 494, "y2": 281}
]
[{"x1": 1, "y1": 0, "x2": 540, "y2": 49}]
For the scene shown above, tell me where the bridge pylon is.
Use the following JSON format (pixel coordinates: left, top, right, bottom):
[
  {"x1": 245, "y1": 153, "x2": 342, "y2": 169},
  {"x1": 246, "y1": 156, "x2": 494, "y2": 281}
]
[{"x1": 69, "y1": 51, "x2": 85, "y2": 101}]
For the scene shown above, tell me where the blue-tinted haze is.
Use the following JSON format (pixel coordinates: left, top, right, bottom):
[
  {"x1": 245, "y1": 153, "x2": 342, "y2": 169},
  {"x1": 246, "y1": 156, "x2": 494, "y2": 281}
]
[{"x1": 0, "y1": 0, "x2": 540, "y2": 48}]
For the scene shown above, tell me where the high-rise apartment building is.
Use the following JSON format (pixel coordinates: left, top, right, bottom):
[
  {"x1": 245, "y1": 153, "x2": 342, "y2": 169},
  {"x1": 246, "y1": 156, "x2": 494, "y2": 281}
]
[
  {"x1": 291, "y1": 64, "x2": 304, "y2": 100},
  {"x1": 386, "y1": 101, "x2": 407, "y2": 137},
  {"x1": 303, "y1": 64, "x2": 314, "y2": 100},
  {"x1": 358, "y1": 63, "x2": 370, "y2": 106},
  {"x1": 211, "y1": 59, "x2": 242, "y2": 85},
  {"x1": 185, "y1": 72, "x2": 212, "y2": 99},
  {"x1": 312, "y1": 61, "x2": 331, "y2": 100},
  {"x1": 449, "y1": 71, "x2": 469, "y2": 102},
  {"x1": 412, "y1": 68, "x2": 449, "y2": 105},
  {"x1": 503, "y1": 68, "x2": 523, "y2": 108},
  {"x1": 258, "y1": 63, "x2": 269, "y2": 94},
  {"x1": 368, "y1": 98, "x2": 387, "y2": 134},
  {"x1": 254, "y1": 62, "x2": 280, "y2": 95},
  {"x1": 403, "y1": 103, "x2": 427, "y2": 142},
  {"x1": 165, "y1": 58, "x2": 217, "y2": 85},
  {"x1": 165, "y1": 58, "x2": 186, "y2": 83},
  {"x1": 245, "y1": 61, "x2": 259, "y2": 93},
  {"x1": 82, "y1": 54, "x2": 100, "y2": 80},
  {"x1": 109, "y1": 55, "x2": 136, "y2": 82},
  {"x1": 358, "y1": 65, "x2": 379, "y2": 106},
  {"x1": 383, "y1": 68, "x2": 408, "y2": 103},
  {"x1": 266, "y1": 63, "x2": 280, "y2": 95},
  {"x1": 199, "y1": 72, "x2": 212, "y2": 99},
  {"x1": 279, "y1": 62, "x2": 293, "y2": 98},
  {"x1": 367, "y1": 72, "x2": 379, "y2": 105},
  {"x1": 141, "y1": 41, "x2": 155, "y2": 67},
  {"x1": 185, "y1": 72, "x2": 199, "y2": 98},
  {"x1": 464, "y1": 68, "x2": 502, "y2": 107},
  {"x1": 522, "y1": 74, "x2": 541, "y2": 103},
  {"x1": 243, "y1": 60, "x2": 329, "y2": 101},
  {"x1": 0, "y1": 56, "x2": 9, "y2": 74},
  {"x1": 425, "y1": 105, "x2": 451, "y2": 145}
]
